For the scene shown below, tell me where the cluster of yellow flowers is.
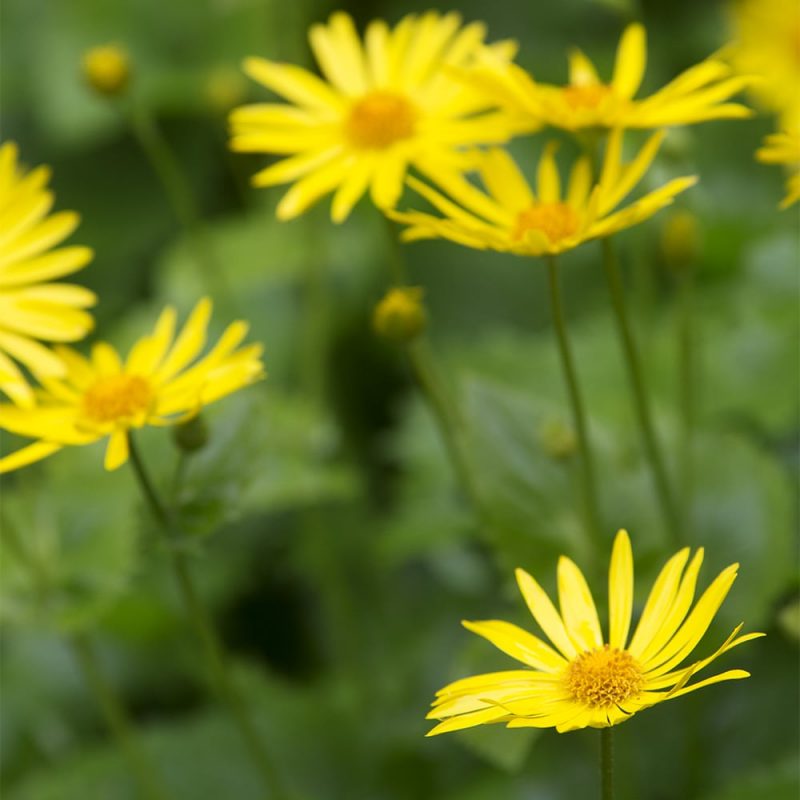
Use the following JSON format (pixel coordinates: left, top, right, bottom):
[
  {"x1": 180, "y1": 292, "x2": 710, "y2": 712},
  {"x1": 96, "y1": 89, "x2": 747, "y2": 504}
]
[{"x1": 1, "y1": 6, "x2": 777, "y2": 748}]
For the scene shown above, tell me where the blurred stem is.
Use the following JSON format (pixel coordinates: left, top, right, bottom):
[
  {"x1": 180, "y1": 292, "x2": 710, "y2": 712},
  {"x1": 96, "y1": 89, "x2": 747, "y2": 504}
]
[
  {"x1": 300, "y1": 212, "x2": 328, "y2": 400},
  {"x1": 126, "y1": 434, "x2": 288, "y2": 799},
  {"x1": 545, "y1": 256, "x2": 603, "y2": 553},
  {"x1": 384, "y1": 217, "x2": 408, "y2": 286},
  {"x1": 127, "y1": 102, "x2": 233, "y2": 308},
  {"x1": 601, "y1": 238, "x2": 680, "y2": 546},
  {"x1": 600, "y1": 727, "x2": 614, "y2": 800},
  {"x1": 678, "y1": 265, "x2": 695, "y2": 536},
  {"x1": 69, "y1": 633, "x2": 171, "y2": 800}
]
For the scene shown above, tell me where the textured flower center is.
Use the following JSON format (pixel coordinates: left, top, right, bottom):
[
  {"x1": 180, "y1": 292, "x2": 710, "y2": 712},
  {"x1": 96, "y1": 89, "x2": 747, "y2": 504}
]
[
  {"x1": 83, "y1": 374, "x2": 152, "y2": 423},
  {"x1": 513, "y1": 203, "x2": 579, "y2": 243},
  {"x1": 563, "y1": 83, "x2": 612, "y2": 110},
  {"x1": 565, "y1": 645, "x2": 644, "y2": 708},
  {"x1": 346, "y1": 91, "x2": 417, "y2": 149}
]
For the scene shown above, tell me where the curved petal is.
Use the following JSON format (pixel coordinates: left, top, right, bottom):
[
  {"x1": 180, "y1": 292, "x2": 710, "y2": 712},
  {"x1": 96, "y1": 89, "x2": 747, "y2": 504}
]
[
  {"x1": 462, "y1": 619, "x2": 568, "y2": 672},
  {"x1": 516, "y1": 567, "x2": 578, "y2": 659}
]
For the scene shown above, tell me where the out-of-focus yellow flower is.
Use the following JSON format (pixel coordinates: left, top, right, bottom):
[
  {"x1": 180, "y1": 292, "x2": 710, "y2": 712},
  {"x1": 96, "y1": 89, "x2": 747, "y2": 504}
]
[
  {"x1": 82, "y1": 44, "x2": 131, "y2": 97},
  {"x1": 728, "y1": 0, "x2": 800, "y2": 126},
  {"x1": 229, "y1": 11, "x2": 517, "y2": 222},
  {"x1": 373, "y1": 286, "x2": 427, "y2": 342},
  {"x1": 0, "y1": 298, "x2": 264, "y2": 473},
  {"x1": 427, "y1": 529, "x2": 763, "y2": 735},
  {"x1": 0, "y1": 142, "x2": 96, "y2": 407},
  {"x1": 389, "y1": 129, "x2": 696, "y2": 257},
  {"x1": 660, "y1": 208, "x2": 701, "y2": 268},
  {"x1": 466, "y1": 23, "x2": 753, "y2": 132},
  {"x1": 756, "y1": 128, "x2": 800, "y2": 209}
]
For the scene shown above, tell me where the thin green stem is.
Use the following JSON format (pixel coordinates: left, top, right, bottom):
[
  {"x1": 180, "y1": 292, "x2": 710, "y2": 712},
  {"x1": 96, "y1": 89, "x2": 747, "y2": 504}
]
[
  {"x1": 678, "y1": 266, "x2": 695, "y2": 536},
  {"x1": 126, "y1": 434, "x2": 287, "y2": 799},
  {"x1": 128, "y1": 103, "x2": 233, "y2": 307},
  {"x1": 384, "y1": 216, "x2": 409, "y2": 286},
  {"x1": 70, "y1": 633, "x2": 171, "y2": 800},
  {"x1": 600, "y1": 727, "x2": 614, "y2": 800},
  {"x1": 601, "y1": 238, "x2": 680, "y2": 545},
  {"x1": 545, "y1": 256, "x2": 603, "y2": 552}
]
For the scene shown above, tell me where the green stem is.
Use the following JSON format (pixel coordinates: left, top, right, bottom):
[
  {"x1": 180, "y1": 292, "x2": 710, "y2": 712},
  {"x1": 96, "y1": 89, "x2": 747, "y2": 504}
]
[
  {"x1": 678, "y1": 266, "x2": 694, "y2": 537},
  {"x1": 384, "y1": 216, "x2": 408, "y2": 286},
  {"x1": 545, "y1": 256, "x2": 603, "y2": 552},
  {"x1": 601, "y1": 238, "x2": 680, "y2": 545},
  {"x1": 128, "y1": 103, "x2": 233, "y2": 307},
  {"x1": 126, "y1": 434, "x2": 287, "y2": 799},
  {"x1": 600, "y1": 727, "x2": 614, "y2": 800},
  {"x1": 70, "y1": 633, "x2": 171, "y2": 800}
]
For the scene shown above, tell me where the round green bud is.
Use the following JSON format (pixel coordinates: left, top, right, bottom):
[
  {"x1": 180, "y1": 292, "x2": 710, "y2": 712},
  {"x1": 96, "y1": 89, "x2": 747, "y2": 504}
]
[{"x1": 373, "y1": 286, "x2": 427, "y2": 343}]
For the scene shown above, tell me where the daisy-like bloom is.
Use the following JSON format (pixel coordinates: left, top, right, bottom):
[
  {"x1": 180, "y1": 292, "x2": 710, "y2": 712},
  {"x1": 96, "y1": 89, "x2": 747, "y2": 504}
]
[
  {"x1": 465, "y1": 23, "x2": 753, "y2": 132},
  {"x1": 0, "y1": 142, "x2": 96, "y2": 406},
  {"x1": 756, "y1": 128, "x2": 800, "y2": 209},
  {"x1": 229, "y1": 11, "x2": 517, "y2": 223},
  {"x1": 0, "y1": 298, "x2": 264, "y2": 473},
  {"x1": 389, "y1": 129, "x2": 697, "y2": 256},
  {"x1": 428, "y1": 530, "x2": 763, "y2": 735},
  {"x1": 727, "y1": 0, "x2": 800, "y2": 121}
]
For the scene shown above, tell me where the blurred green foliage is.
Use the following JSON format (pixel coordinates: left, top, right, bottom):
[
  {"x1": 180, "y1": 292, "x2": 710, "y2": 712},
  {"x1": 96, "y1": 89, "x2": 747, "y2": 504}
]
[{"x1": 1, "y1": 0, "x2": 797, "y2": 797}]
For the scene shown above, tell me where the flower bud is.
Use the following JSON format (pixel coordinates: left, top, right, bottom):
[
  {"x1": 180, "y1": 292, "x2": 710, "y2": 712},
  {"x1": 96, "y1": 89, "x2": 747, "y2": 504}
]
[
  {"x1": 660, "y1": 209, "x2": 700, "y2": 271},
  {"x1": 206, "y1": 66, "x2": 247, "y2": 113},
  {"x1": 82, "y1": 44, "x2": 130, "y2": 97},
  {"x1": 373, "y1": 286, "x2": 426, "y2": 343},
  {"x1": 173, "y1": 414, "x2": 208, "y2": 453},
  {"x1": 540, "y1": 419, "x2": 577, "y2": 460}
]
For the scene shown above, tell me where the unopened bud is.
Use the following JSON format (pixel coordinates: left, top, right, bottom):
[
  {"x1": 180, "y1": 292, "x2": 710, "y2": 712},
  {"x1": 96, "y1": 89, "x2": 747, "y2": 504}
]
[
  {"x1": 82, "y1": 44, "x2": 130, "y2": 97},
  {"x1": 373, "y1": 286, "x2": 426, "y2": 343},
  {"x1": 206, "y1": 66, "x2": 247, "y2": 113},
  {"x1": 540, "y1": 419, "x2": 577, "y2": 460},
  {"x1": 173, "y1": 414, "x2": 208, "y2": 453},
  {"x1": 660, "y1": 209, "x2": 700, "y2": 270}
]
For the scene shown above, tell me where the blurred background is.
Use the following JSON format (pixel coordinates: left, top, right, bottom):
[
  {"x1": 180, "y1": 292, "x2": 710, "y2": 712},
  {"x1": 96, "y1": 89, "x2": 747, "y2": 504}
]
[{"x1": 1, "y1": 0, "x2": 798, "y2": 798}]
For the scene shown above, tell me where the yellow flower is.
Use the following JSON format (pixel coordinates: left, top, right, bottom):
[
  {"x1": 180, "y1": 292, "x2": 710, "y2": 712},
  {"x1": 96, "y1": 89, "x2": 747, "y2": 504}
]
[
  {"x1": 82, "y1": 44, "x2": 131, "y2": 97},
  {"x1": 389, "y1": 129, "x2": 696, "y2": 256},
  {"x1": 467, "y1": 23, "x2": 753, "y2": 132},
  {"x1": 0, "y1": 298, "x2": 264, "y2": 473},
  {"x1": 229, "y1": 11, "x2": 517, "y2": 222},
  {"x1": 727, "y1": 0, "x2": 800, "y2": 123},
  {"x1": 756, "y1": 129, "x2": 800, "y2": 209},
  {"x1": 0, "y1": 142, "x2": 96, "y2": 406},
  {"x1": 428, "y1": 529, "x2": 763, "y2": 735}
]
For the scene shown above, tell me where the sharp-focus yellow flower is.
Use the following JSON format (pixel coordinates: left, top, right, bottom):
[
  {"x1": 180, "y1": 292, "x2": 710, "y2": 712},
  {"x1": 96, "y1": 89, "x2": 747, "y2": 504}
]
[
  {"x1": 390, "y1": 129, "x2": 696, "y2": 256},
  {"x1": 229, "y1": 11, "x2": 517, "y2": 222},
  {"x1": 0, "y1": 142, "x2": 96, "y2": 406},
  {"x1": 466, "y1": 23, "x2": 753, "y2": 132},
  {"x1": 428, "y1": 530, "x2": 763, "y2": 735},
  {"x1": 756, "y1": 129, "x2": 800, "y2": 209},
  {"x1": 728, "y1": 0, "x2": 800, "y2": 124},
  {"x1": 0, "y1": 298, "x2": 264, "y2": 473}
]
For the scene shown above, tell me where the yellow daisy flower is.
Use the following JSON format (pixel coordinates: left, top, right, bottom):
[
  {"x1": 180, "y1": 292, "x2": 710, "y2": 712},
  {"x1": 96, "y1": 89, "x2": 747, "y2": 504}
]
[
  {"x1": 428, "y1": 529, "x2": 763, "y2": 735},
  {"x1": 728, "y1": 0, "x2": 800, "y2": 122},
  {"x1": 229, "y1": 11, "x2": 517, "y2": 222},
  {"x1": 466, "y1": 23, "x2": 753, "y2": 132},
  {"x1": 389, "y1": 129, "x2": 696, "y2": 256},
  {"x1": 0, "y1": 142, "x2": 96, "y2": 406},
  {"x1": 0, "y1": 298, "x2": 264, "y2": 473},
  {"x1": 756, "y1": 129, "x2": 800, "y2": 209}
]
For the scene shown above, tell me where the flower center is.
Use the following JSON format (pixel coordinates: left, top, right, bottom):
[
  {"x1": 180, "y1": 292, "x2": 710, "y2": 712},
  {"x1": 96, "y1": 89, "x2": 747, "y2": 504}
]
[
  {"x1": 83, "y1": 374, "x2": 152, "y2": 423},
  {"x1": 346, "y1": 91, "x2": 417, "y2": 150},
  {"x1": 564, "y1": 645, "x2": 644, "y2": 708},
  {"x1": 513, "y1": 203, "x2": 579, "y2": 243},
  {"x1": 563, "y1": 83, "x2": 612, "y2": 110}
]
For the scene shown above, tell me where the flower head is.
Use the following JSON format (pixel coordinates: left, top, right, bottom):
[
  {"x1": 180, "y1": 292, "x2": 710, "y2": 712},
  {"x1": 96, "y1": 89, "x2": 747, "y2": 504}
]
[
  {"x1": 82, "y1": 44, "x2": 131, "y2": 97},
  {"x1": 373, "y1": 286, "x2": 427, "y2": 342},
  {"x1": 390, "y1": 129, "x2": 696, "y2": 257},
  {"x1": 0, "y1": 142, "x2": 96, "y2": 406},
  {"x1": 428, "y1": 530, "x2": 763, "y2": 735},
  {"x1": 466, "y1": 23, "x2": 753, "y2": 132},
  {"x1": 228, "y1": 11, "x2": 517, "y2": 222},
  {"x1": 0, "y1": 298, "x2": 264, "y2": 472},
  {"x1": 756, "y1": 128, "x2": 800, "y2": 209}
]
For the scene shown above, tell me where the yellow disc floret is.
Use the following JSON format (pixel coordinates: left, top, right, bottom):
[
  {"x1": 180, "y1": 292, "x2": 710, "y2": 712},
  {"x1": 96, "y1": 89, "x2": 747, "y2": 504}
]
[
  {"x1": 346, "y1": 91, "x2": 417, "y2": 150},
  {"x1": 513, "y1": 203, "x2": 580, "y2": 244},
  {"x1": 564, "y1": 645, "x2": 644, "y2": 709},
  {"x1": 83, "y1": 374, "x2": 152, "y2": 424}
]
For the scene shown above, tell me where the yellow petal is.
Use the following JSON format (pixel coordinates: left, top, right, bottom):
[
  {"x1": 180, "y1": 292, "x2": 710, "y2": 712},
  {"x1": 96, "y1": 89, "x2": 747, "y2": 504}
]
[
  {"x1": 608, "y1": 529, "x2": 633, "y2": 649},
  {"x1": 0, "y1": 440, "x2": 63, "y2": 473},
  {"x1": 479, "y1": 148, "x2": 535, "y2": 213},
  {"x1": 154, "y1": 298, "x2": 212, "y2": 383},
  {"x1": 515, "y1": 567, "x2": 578, "y2": 658},
  {"x1": 536, "y1": 141, "x2": 561, "y2": 204},
  {"x1": 309, "y1": 12, "x2": 368, "y2": 96},
  {"x1": 568, "y1": 48, "x2": 600, "y2": 87},
  {"x1": 611, "y1": 23, "x2": 646, "y2": 100},
  {"x1": 557, "y1": 555, "x2": 603, "y2": 650},
  {"x1": 242, "y1": 57, "x2": 345, "y2": 113},
  {"x1": 276, "y1": 154, "x2": 355, "y2": 220},
  {"x1": 462, "y1": 619, "x2": 567, "y2": 671},
  {"x1": 104, "y1": 429, "x2": 129, "y2": 470}
]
